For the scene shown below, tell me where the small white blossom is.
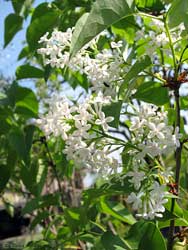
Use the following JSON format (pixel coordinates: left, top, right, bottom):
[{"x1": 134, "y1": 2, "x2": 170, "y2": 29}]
[{"x1": 95, "y1": 111, "x2": 114, "y2": 131}]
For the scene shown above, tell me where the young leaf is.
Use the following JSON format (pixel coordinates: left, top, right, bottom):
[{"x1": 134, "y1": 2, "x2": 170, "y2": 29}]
[
  {"x1": 70, "y1": 0, "x2": 135, "y2": 57},
  {"x1": 103, "y1": 101, "x2": 122, "y2": 128},
  {"x1": 98, "y1": 197, "x2": 136, "y2": 225},
  {"x1": 167, "y1": 0, "x2": 188, "y2": 28}
]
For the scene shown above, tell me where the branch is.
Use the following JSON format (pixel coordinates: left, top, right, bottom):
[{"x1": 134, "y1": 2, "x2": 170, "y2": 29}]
[
  {"x1": 167, "y1": 88, "x2": 182, "y2": 250},
  {"x1": 40, "y1": 136, "x2": 63, "y2": 194}
]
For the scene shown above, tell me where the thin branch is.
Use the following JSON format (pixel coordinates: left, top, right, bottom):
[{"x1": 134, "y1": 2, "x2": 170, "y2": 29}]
[
  {"x1": 41, "y1": 136, "x2": 63, "y2": 194},
  {"x1": 167, "y1": 88, "x2": 182, "y2": 250}
]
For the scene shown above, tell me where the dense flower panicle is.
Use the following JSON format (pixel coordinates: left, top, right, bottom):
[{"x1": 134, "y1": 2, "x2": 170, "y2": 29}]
[
  {"x1": 127, "y1": 181, "x2": 168, "y2": 219},
  {"x1": 38, "y1": 29, "x2": 125, "y2": 96},
  {"x1": 129, "y1": 103, "x2": 181, "y2": 159},
  {"x1": 125, "y1": 103, "x2": 181, "y2": 219},
  {"x1": 36, "y1": 92, "x2": 119, "y2": 177},
  {"x1": 36, "y1": 20, "x2": 184, "y2": 220}
]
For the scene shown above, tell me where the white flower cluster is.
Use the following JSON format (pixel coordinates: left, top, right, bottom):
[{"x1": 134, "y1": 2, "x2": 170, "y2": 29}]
[
  {"x1": 36, "y1": 92, "x2": 120, "y2": 177},
  {"x1": 125, "y1": 103, "x2": 181, "y2": 219},
  {"x1": 136, "y1": 19, "x2": 185, "y2": 56},
  {"x1": 125, "y1": 158, "x2": 171, "y2": 219},
  {"x1": 129, "y1": 103, "x2": 181, "y2": 158},
  {"x1": 38, "y1": 28, "x2": 125, "y2": 96},
  {"x1": 127, "y1": 181, "x2": 168, "y2": 219}
]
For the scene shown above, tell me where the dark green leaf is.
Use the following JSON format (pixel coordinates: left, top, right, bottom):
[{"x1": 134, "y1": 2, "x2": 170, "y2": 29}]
[
  {"x1": 101, "y1": 231, "x2": 130, "y2": 250},
  {"x1": 70, "y1": 0, "x2": 135, "y2": 57},
  {"x1": 7, "y1": 82, "x2": 38, "y2": 117},
  {"x1": 11, "y1": 0, "x2": 25, "y2": 14},
  {"x1": 26, "y1": 6, "x2": 60, "y2": 51},
  {"x1": 103, "y1": 101, "x2": 122, "y2": 128},
  {"x1": 21, "y1": 161, "x2": 47, "y2": 196},
  {"x1": 31, "y1": 3, "x2": 52, "y2": 22},
  {"x1": 138, "y1": 222, "x2": 166, "y2": 250},
  {"x1": 8, "y1": 128, "x2": 28, "y2": 163},
  {"x1": 136, "y1": 0, "x2": 165, "y2": 13},
  {"x1": 25, "y1": 125, "x2": 35, "y2": 154},
  {"x1": 18, "y1": 46, "x2": 30, "y2": 60},
  {"x1": 133, "y1": 81, "x2": 169, "y2": 105},
  {"x1": 4, "y1": 13, "x2": 23, "y2": 47},
  {"x1": 16, "y1": 64, "x2": 44, "y2": 80},
  {"x1": 64, "y1": 207, "x2": 87, "y2": 232},
  {"x1": 125, "y1": 221, "x2": 166, "y2": 250}
]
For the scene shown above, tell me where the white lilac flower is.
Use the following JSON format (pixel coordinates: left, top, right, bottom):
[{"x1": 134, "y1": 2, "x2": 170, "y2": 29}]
[
  {"x1": 128, "y1": 182, "x2": 168, "y2": 220},
  {"x1": 127, "y1": 192, "x2": 143, "y2": 210},
  {"x1": 126, "y1": 167, "x2": 146, "y2": 190},
  {"x1": 147, "y1": 122, "x2": 166, "y2": 140},
  {"x1": 110, "y1": 41, "x2": 123, "y2": 49},
  {"x1": 95, "y1": 111, "x2": 114, "y2": 131}
]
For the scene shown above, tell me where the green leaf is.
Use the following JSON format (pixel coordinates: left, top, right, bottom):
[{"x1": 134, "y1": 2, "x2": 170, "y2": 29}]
[
  {"x1": 119, "y1": 55, "x2": 151, "y2": 100},
  {"x1": 25, "y1": 125, "x2": 35, "y2": 155},
  {"x1": 161, "y1": 200, "x2": 188, "y2": 227},
  {"x1": 69, "y1": 12, "x2": 89, "y2": 56},
  {"x1": 112, "y1": 16, "x2": 138, "y2": 44},
  {"x1": 18, "y1": 46, "x2": 30, "y2": 60},
  {"x1": 7, "y1": 82, "x2": 38, "y2": 117},
  {"x1": 98, "y1": 197, "x2": 136, "y2": 225},
  {"x1": 4, "y1": 13, "x2": 23, "y2": 47},
  {"x1": 8, "y1": 128, "x2": 28, "y2": 163},
  {"x1": 167, "y1": 0, "x2": 188, "y2": 28},
  {"x1": 31, "y1": 3, "x2": 52, "y2": 22},
  {"x1": 138, "y1": 222, "x2": 166, "y2": 250},
  {"x1": 103, "y1": 101, "x2": 122, "y2": 128},
  {"x1": 11, "y1": 0, "x2": 26, "y2": 14},
  {"x1": 180, "y1": 96, "x2": 188, "y2": 110},
  {"x1": 83, "y1": 176, "x2": 134, "y2": 205},
  {"x1": 64, "y1": 207, "x2": 87, "y2": 232},
  {"x1": 21, "y1": 160, "x2": 47, "y2": 196},
  {"x1": 16, "y1": 64, "x2": 44, "y2": 80},
  {"x1": 26, "y1": 4, "x2": 60, "y2": 51},
  {"x1": 12, "y1": 85, "x2": 38, "y2": 117},
  {"x1": 101, "y1": 231, "x2": 130, "y2": 250},
  {"x1": 70, "y1": 0, "x2": 135, "y2": 57},
  {"x1": 133, "y1": 81, "x2": 169, "y2": 106},
  {"x1": 136, "y1": 0, "x2": 165, "y2": 12},
  {"x1": 125, "y1": 221, "x2": 166, "y2": 250}
]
